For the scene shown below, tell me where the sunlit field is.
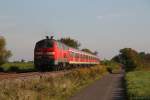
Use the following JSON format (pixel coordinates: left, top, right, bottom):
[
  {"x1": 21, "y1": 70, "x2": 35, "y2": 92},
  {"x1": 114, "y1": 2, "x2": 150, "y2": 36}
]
[
  {"x1": 0, "y1": 65, "x2": 107, "y2": 100},
  {"x1": 0, "y1": 62, "x2": 35, "y2": 72},
  {"x1": 126, "y1": 71, "x2": 150, "y2": 100}
]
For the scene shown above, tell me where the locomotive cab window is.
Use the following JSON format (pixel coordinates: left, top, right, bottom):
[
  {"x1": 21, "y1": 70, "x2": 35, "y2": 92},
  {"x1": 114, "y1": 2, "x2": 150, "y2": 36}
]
[
  {"x1": 47, "y1": 41, "x2": 53, "y2": 48},
  {"x1": 36, "y1": 39, "x2": 53, "y2": 48}
]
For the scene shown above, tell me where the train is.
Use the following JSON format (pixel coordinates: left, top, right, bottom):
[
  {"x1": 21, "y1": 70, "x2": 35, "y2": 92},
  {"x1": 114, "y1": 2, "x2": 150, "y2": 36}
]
[{"x1": 34, "y1": 36, "x2": 100, "y2": 71}]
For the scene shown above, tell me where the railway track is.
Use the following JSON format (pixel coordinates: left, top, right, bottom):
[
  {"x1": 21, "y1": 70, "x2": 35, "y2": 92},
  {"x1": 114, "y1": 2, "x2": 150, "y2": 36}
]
[{"x1": 0, "y1": 71, "x2": 69, "y2": 81}]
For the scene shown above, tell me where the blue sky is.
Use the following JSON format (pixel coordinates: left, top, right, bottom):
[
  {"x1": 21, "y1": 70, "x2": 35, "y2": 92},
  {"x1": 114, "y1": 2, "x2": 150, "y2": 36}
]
[{"x1": 0, "y1": 0, "x2": 150, "y2": 61}]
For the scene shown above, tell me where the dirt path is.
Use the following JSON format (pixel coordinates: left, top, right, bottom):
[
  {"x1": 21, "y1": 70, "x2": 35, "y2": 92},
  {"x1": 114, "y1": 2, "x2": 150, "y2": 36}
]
[{"x1": 70, "y1": 71, "x2": 126, "y2": 100}]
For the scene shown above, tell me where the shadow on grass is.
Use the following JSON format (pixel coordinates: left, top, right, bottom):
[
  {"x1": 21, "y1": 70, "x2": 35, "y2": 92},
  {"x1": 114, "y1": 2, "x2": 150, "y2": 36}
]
[
  {"x1": 0, "y1": 67, "x2": 4, "y2": 72},
  {"x1": 112, "y1": 70, "x2": 127, "y2": 100}
]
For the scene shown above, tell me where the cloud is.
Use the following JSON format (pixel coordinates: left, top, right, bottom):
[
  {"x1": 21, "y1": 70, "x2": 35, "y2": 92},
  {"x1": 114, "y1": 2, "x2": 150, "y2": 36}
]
[{"x1": 97, "y1": 15, "x2": 104, "y2": 20}]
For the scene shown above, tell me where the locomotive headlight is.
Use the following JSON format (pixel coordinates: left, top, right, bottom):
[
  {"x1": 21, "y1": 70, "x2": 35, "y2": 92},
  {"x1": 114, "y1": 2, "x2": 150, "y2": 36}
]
[
  {"x1": 35, "y1": 52, "x2": 43, "y2": 55},
  {"x1": 46, "y1": 52, "x2": 55, "y2": 55}
]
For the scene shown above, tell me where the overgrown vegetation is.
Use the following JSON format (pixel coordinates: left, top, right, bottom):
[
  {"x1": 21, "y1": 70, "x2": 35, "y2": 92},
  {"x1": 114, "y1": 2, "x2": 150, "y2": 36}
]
[
  {"x1": 101, "y1": 60, "x2": 122, "y2": 74},
  {"x1": 126, "y1": 71, "x2": 150, "y2": 100},
  {"x1": 0, "y1": 62, "x2": 35, "y2": 72},
  {"x1": 0, "y1": 65, "x2": 107, "y2": 100},
  {"x1": 113, "y1": 48, "x2": 150, "y2": 72},
  {"x1": 112, "y1": 48, "x2": 150, "y2": 99}
]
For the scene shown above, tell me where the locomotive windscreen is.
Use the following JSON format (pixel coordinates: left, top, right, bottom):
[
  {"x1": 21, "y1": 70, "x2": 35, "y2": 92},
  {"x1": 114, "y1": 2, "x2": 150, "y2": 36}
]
[{"x1": 35, "y1": 39, "x2": 54, "y2": 48}]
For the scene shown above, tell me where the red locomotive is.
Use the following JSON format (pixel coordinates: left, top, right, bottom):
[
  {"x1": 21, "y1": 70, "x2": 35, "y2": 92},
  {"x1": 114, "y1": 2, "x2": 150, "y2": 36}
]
[{"x1": 34, "y1": 36, "x2": 100, "y2": 70}]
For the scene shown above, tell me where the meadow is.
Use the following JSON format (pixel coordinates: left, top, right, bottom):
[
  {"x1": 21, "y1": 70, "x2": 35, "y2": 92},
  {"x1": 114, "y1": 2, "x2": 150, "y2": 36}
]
[
  {"x1": 126, "y1": 71, "x2": 150, "y2": 100},
  {"x1": 0, "y1": 62, "x2": 35, "y2": 72}
]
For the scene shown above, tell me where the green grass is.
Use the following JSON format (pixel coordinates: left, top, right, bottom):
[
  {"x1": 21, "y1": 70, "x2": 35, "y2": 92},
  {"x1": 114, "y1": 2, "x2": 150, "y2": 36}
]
[
  {"x1": 126, "y1": 71, "x2": 150, "y2": 100},
  {"x1": 0, "y1": 62, "x2": 35, "y2": 72},
  {"x1": 0, "y1": 65, "x2": 107, "y2": 100}
]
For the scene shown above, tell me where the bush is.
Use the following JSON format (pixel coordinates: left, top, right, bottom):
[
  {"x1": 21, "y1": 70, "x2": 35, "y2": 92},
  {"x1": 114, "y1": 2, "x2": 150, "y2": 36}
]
[
  {"x1": 0, "y1": 67, "x2": 4, "y2": 72},
  {"x1": 8, "y1": 66, "x2": 20, "y2": 72}
]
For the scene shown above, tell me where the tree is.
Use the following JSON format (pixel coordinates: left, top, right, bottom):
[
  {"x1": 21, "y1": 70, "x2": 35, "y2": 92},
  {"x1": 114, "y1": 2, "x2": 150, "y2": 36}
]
[
  {"x1": 93, "y1": 51, "x2": 98, "y2": 55},
  {"x1": 139, "y1": 52, "x2": 150, "y2": 61},
  {"x1": 81, "y1": 48, "x2": 93, "y2": 54},
  {"x1": 139, "y1": 52, "x2": 150, "y2": 68},
  {"x1": 81, "y1": 48, "x2": 98, "y2": 55},
  {"x1": 0, "y1": 36, "x2": 12, "y2": 65},
  {"x1": 112, "y1": 48, "x2": 142, "y2": 71},
  {"x1": 21, "y1": 59, "x2": 25, "y2": 63},
  {"x1": 58, "y1": 37, "x2": 81, "y2": 49}
]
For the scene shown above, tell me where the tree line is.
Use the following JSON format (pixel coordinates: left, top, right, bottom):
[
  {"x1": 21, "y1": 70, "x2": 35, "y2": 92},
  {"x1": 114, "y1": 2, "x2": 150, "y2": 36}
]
[
  {"x1": 112, "y1": 48, "x2": 150, "y2": 71},
  {"x1": 58, "y1": 37, "x2": 98, "y2": 55}
]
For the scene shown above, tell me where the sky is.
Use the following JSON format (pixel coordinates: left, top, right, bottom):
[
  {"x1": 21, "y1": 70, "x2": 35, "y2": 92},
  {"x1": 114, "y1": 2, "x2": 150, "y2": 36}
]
[{"x1": 0, "y1": 0, "x2": 150, "y2": 61}]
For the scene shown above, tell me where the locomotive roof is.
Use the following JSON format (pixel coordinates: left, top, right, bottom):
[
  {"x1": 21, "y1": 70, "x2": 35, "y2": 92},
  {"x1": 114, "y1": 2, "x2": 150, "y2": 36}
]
[{"x1": 36, "y1": 38, "x2": 56, "y2": 43}]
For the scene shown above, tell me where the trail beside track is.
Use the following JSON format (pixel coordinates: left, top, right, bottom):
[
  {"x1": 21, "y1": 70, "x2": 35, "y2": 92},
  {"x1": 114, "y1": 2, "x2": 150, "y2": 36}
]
[{"x1": 70, "y1": 71, "x2": 126, "y2": 100}]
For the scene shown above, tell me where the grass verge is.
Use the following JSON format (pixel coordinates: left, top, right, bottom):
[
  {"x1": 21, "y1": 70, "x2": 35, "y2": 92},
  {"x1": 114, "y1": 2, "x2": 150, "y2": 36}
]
[
  {"x1": 0, "y1": 62, "x2": 35, "y2": 72},
  {"x1": 0, "y1": 65, "x2": 107, "y2": 100},
  {"x1": 126, "y1": 71, "x2": 150, "y2": 100}
]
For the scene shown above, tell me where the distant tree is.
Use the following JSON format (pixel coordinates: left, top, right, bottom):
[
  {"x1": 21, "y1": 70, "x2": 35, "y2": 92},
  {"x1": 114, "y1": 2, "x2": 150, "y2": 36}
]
[
  {"x1": 112, "y1": 48, "x2": 142, "y2": 71},
  {"x1": 13, "y1": 61, "x2": 20, "y2": 63},
  {"x1": 21, "y1": 59, "x2": 25, "y2": 63},
  {"x1": 0, "y1": 36, "x2": 12, "y2": 65},
  {"x1": 28, "y1": 61, "x2": 33, "y2": 63},
  {"x1": 93, "y1": 51, "x2": 98, "y2": 56},
  {"x1": 139, "y1": 52, "x2": 150, "y2": 61},
  {"x1": 81, "y1": 48, "x2": 98, "y2": 55},
  {"x1": 81, "y1": 48, "x2": 93, "y2": 54},
  {"x1": 58, "y1": 37, "x2": 81, "y2": 49}
]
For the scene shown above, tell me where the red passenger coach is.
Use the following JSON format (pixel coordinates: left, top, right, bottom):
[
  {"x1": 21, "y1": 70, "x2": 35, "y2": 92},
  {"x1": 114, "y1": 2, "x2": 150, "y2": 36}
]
[{"x1": 34, "y1": 36, "x2": 100, "y2": 71}]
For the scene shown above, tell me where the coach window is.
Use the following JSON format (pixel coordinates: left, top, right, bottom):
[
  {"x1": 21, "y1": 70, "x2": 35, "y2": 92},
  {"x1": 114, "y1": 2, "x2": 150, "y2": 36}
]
[
  {"x1": 59, "y1": 43, "x2": 63, "y2": 49},
  {"x1": 73, "y1": 52, "x2": 75, "y2": 58},
  {"x1": 71, "y1": 52, "x2": 74, "y2": 57},
  {"x1": 63, "y1": 45, "x2": 65, "y2": 50},
  {"x1": 84, "y1": 55, "x2": 86, "y2": 59},
  {"x1": 64, "y1": 45, "x2": 68, "y2": 50},
  {"x1": 78, "y1": 54, "x2": 80, "y2": 58},
  {"x1": 57, "y1": 42, "x2": 60, "y2": 49},
  {"x1": 75, "y1": 53, "x2": 77, "y2": 58},
  {"x1": 76, "y1": 53, "x2": 78, "y2": 58},
  {"x1": 85, "y1": 55, "x2": 87, "y2": 60},
  {"x1": 62, "y1": 44, "x2": 67, "y2": 50},
  {"x1": 82, "y1": 54, "x2": 84, "y2": 59}
]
